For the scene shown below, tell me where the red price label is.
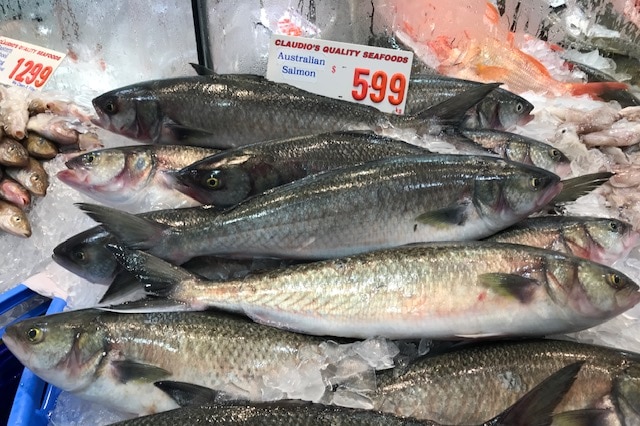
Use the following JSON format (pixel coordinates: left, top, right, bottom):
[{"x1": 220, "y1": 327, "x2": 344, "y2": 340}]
[
  {"x1": 7, "y1": 58, "x2": 54, "y2": 88},
  {"x1": 351, "y1": 68, "x2": 407, "y2": 107}
]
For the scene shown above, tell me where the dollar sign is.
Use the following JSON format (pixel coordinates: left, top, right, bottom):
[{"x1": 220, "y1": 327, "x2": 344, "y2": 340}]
[{"x1": 331, "y1": 65, "x2": 336, "y2": 73}]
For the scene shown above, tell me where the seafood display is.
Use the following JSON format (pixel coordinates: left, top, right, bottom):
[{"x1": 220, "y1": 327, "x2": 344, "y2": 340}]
[{"x1": 5, "y1": 1, "x2": 640, "y2": 425}]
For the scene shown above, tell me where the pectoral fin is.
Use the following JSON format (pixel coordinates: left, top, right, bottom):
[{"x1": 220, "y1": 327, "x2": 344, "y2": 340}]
[
  {"x1": 415, "y1": 204, "x2": 467, "y2": 227},
  {"x1": 164, "y1": 122, "x2": 216, "y2": 142},
  {"x1": 112, "y1": 360, "x2": 170, "y2": 384},
  {"x1": 478, "y1": 273, "x2": 539, "y2": 303},
  {"x1": 154, "y1": 381, "x2": 219, "y2": 407}
]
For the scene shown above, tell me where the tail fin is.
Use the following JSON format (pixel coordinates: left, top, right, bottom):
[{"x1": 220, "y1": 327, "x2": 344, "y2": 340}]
[
  {"x1": 488, "y1": 361, "x2": 583, "y2": 426},
  {"x1": 567, "y1": 82, "x2": 629, "y2": 98},
  {"x1": 552, "y1": 172, "x2": 613, "y2": 205},
  {"x1": 552, "y1": 409, "x2": 613, "y2": 426},
  {"x1": 76, "y1": 203, "x2": 169, "y2": 250}
]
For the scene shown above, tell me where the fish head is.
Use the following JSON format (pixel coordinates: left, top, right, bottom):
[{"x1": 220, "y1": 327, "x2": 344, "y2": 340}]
[
  {"x1": 25, "y1": 163, "x2": 49, "y2": 196},
  {"x1": 0, "y1": 179, "x2": 30, "y2": 209},
  {"x1": 58, "y1": 148, "x2": 153, "y2": 203},
  {"x1": 0, "y1": 201, "x2": 31, "y2": 237},
  {"x1": 614, "y1": 364, "x2": 640, "y2": 424},
  {"x1": 92, "y1": 87, "x2": 161, "y2": 142},
  {"x1": 581, "y1": 219, "x2": 640, "y2": 265},
  {"x1": 564, "y1": 260, "x2": 640, "y2": 319},
  {"x1": 3, "y1": 309, "x2": 109, "y2": 392},
  {"x1": 0, "y1": 138, "x2": 29, "y2": 167},
  {"x1": 175, "y1": 162, "x2": 252, "y2": 207},
  {"x1": 475, "y1": 94, "x2": 534, "y2": 130},
  {"x1": 501, "y1": 137, "x2": 571, "y2": 177},
  {"x1": 52, "y1": 228, "x2": 119, "y2": 284},
  {"x1": 25, "y1": 134, "x2": 58, "y2": 158},
  {"x1": 474, "y1": 163, "x2": 562, "y2": 230}
]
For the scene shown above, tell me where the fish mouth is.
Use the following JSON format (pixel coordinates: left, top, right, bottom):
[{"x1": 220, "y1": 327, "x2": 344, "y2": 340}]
[
  {"x1": 616, "y1": 287, "x2": 640, "y2": 312},
  {"x1": 517, "y1": 113, "x2": 535, "y2": 126},
  {"x1": 57, "y1": 169, "x2": 89, "y2": 188}
]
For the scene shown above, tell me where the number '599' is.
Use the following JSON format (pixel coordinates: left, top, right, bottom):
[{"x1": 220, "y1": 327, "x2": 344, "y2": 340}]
[
  {"x1": 351, "y1": 68, "x2": 407, "y2": 106},
  {"x1": 8, "y1": 58, "x2": 53, "y2": 88}
]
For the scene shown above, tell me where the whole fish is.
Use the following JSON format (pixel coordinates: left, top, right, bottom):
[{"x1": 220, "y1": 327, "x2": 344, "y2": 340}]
[
  {"x1": 486, "y1": 216, "x2": 640, "y2": 266},
  {"x1": 458, "y1": 129, "x2": 572, "y2": 176},
  {"x1": 174, "y1": 131, "x2": 428, "y2": 207},
  {"x1": 0, "y1": 137, "x2": 29, "y2": 167},
  {"x1": 6, "y1": 157, "x2": 49, "y2": 196},
  {"x1": 0, "y1": 177, "x2": 31, "y2": 209},
  {"x1": 372, "y1": 339, "x2": 640, "y2": 425},
  {"x1": 113, "y1": 362, "x2": 584, "y2": 426},
  {"x1": 26, "y1": 113, "x2": 79, "y2": 145},
  {"x1": 0, "y1": 200, "x2": 31, "y2": 237},
  {"x1": 91, "y1": 74, "x2": 500, "y2": 148},
  {"x1": 107, "y1": 241, "x2": 640, "y2": 339},
  {"x1": 79, "y1": 155, "x2": 562, "y2": 263},
  {"x1": 57, "y1": 145, "x2": 220, "y2": 205},
  {"x1": 52, "y1": 206, "x2": 225, "y2": 284},
  {"x1": 22, "y1": 133, "x2": 58, "y2": 160},
  {"x1": 405, "y1": 75, "x2": 534, "y2": 130},
  {"x1": 3, "y1": 309, "x2": 334, "y2": 416}
]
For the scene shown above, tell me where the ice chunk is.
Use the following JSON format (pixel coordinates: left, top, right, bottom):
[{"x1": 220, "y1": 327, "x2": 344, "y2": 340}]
[{"x1": 48, "y1": 391, "x2": 132, "y2": 426}]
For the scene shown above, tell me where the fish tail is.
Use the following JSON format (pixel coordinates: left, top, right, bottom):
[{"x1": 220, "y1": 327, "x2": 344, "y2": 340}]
[
  {"x1": 76, "y1": 203, "x2": 169, "y2": 250},
  {"x1": 105, "y1": 243, "x2": 198, "y2": 300},
  {"x1": 567, "y1": 82, "x2": 630, "y2": 98},
  {"x1": 552, "y1": 172, "x2": 613, "y2": 205},
  {"x1": 487, "y1": 362, "x2": 583, "y2": 426}
]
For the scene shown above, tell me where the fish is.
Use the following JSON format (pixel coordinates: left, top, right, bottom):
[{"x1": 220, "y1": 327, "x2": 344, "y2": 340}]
[
  {"x1": 0, "y1": 177, "x2": 31, "y2": 209},
  {"x1": 0, "y1": 137, "x2": 29, "y2": 167},
  {"x1": 6, "y1": 157, "x2": 49, "y2": 196},
  {"x1": 22, "y1": 133, "x2": 58, "y2": 160},
  {"x1": 486, "y1": 216, "x2": 640, "y2": 266},
  {"x1": 52, "y1": 206, "x2": 225, "y2": 284},
  {"x1": 112, "y1": 362, "x2": 586, "y2": 426},
  {"x1": 371, "y1": 339, "x2": 640, "y2": 425},
  {"x1": 2, "y1": 309, "x2": 334, "y2": 416},
  {"x1": 405, "y1": 75, "x2": 534, "y2": 130},
  {"x1": 106, "y1": 241, "x2": 640, "y2": 339},
  {"x1": 0, "y1": 85, "x2": 29, "y2": 140},
  {"x1": 0, "y1": 200, "x2": 31, "y2": 238},
  {"x1": 78, "y1": 155, "x2": 562, "y2": 263},
  {"x1": 563, "y1": 59, "x2": 640, "y2": 107},
  {"x1": 458, "y1": 129, "x2": 572, "y2": 176},
  {"x1": 174, "y1": 131, "x2": 428, "y2": 207},
  {"x1": 26, "y1": 113, "x2": 79, "y2": 145},
  {"x1": 57, "y1": 145, "x2": 220, "y2": 205},
  {"x1": 91, "y1": 74, "x2": 501, "y2": 148}
]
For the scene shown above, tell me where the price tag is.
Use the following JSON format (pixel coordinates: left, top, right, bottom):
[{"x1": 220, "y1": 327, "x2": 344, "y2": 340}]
[
  {"x1": 267, "y1": 35, "x2": 413, "y2": 115},
  {"x1": 0, "y1": 37, "x2": 66, "y2": 91}
]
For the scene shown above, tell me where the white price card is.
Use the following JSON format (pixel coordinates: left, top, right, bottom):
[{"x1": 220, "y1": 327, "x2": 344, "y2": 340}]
[
  {"x1": 0, "y1": 37, "x2": 66, "y2": 91},
  {"x1": 267, "y1": 35, "x2": 413, "y2": 115}
]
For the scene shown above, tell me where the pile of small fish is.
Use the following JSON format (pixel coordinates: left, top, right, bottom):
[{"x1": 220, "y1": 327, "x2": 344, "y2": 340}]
[{"x1": 0, "y1": 84, "x2": 99, "y2": 239}]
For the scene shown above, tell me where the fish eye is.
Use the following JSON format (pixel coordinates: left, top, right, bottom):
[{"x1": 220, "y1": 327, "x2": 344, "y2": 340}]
[
  {"x1": 8, "y1": 146, "x2": 14, "y2": 152},
  {"x1": 32, "y1": 175, "x2": 40, "y2": 182},
  {"x1": 206, "y1": 176, "x2": 220, "y2": 189},
  {"x1": 11, "y1": 215, "x2": 21, "y2": 223},
  {"x1": 27, "y1": 327, "x2": 44, "y2": 343},
  {"x1": 529, "y1": 177, "x2": 541, "y2": 190},
  {"x1": 608, "y1": 221, "x2": 619, "y2": 232},
  {"x1": 84, "y1": 153, "x2": 96, "y2": 164},
  {"x1": 607, "y1": 273, "x2": 623, "y2": 288},
  {"x1": 515, "y1": 102, "x2": 524, "y2": 113},
  {"x1": 73, "y1": 251, "x2": 86, "y2": 261},
  {"x1": 549, "y1": 148, "x2": 561, "y2": 160},
  {"x1": 104, "y1": 100, "x2": 117, "y2": 114}
]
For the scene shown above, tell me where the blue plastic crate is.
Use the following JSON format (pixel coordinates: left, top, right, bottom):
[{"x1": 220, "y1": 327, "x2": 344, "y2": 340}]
[{"x1": 0, "y1": 286, "x2": 66, "y2": 426}]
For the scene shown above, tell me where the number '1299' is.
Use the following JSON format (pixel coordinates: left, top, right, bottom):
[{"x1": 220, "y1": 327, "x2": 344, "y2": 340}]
[{"x1": 8, "y1": 58, "x2": 53, "y2": 88}]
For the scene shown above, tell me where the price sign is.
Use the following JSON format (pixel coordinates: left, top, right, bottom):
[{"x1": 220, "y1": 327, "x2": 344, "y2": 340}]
[
  {"x1": 0, "y1": 37, "x2": 66, "y2": 91},
  {"x1": 266, "y1": 35, "x2": 413, "y2": 115}
]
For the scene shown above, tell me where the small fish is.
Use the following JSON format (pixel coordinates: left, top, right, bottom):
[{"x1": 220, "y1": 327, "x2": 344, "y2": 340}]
[
  {"x1": 91, "y1": 74, "x2": 500, "y2": 148},
  {"x1": 78, "y1": 155, "x2": 562, "y2": 263},
  {"x1": 458, "y1": 129, "x2": 572, "y2": 176},
  {"x1": 26, "y1": 113, "x2": 79, "y2": 145},
  {"x1": 0, "y1": 177, "x2": 31, "y2": 209},
  {"x1": 0, "y1": 200, "x2": 31, "y2": 237},
  {"x1": 6, "y1": 157, "x2": 49, "y2": 196},
  {"x1": 0, "y1": 137, "x2": 29, "y2": 167},
  {"x1": 57, "y1": 145, "x2": 219, "y2": 205},
  {"x1": 174, "y1": 131, "x2": 428, "y2": 207},
  {"x1": 113, "y1": 362, "x2": 584, "y2": 426},
  {"x1": 22, "y1": 133, "x2": 58, "y2": 160},
  {"x1": 107, "y1": 241, "x2": 640, "y2": 339},
  {"x1": 372, "y1": 339, "x2": 640, "y2": 424},
  {"x1": 0, "y1": 85, "x2": 30, "y2": 140},
  {"x1": 2, "y1": 309, "x2": 328, "y2": 415},
  {"x1": 486, "y1": 216, "x2": 640, "y2": 266}
]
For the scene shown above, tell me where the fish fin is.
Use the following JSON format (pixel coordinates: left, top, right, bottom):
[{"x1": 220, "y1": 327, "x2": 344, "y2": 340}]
[
  {"x1": 489, "y1": 362, "x2": 584, "y2": 426},
  {"x1": 97, "y1": 297, "x2": 190, "y2": 313},
  {"x1": 552, "y1": 409, "x2": 613, "y2": 426},
  {"x1": 164, "y1": 122, "x2": 216, "y2": 142},
  {"x1": 552, "y1": 172, "x2": 613, "y2": 205},
  {"x1": 154, "y1": 381, "x2": 218, "y2": 407},
  {"x1": 415, "y1": 204, "x2": 467, "y2": 227},
  {"x1": 106, "y1": 243, "x2": 199, "y2": 299},
  {"x1": 76, "y1": 203, "x2": 169, "y2": 250},
  {"x1": 112, "y1": 360, "x2": 171, "y2": 384},
  {"x1": 478, "y1": 273, "x2": 539, "y2": 303},
  {"x1": 190, "y1": 62, "x2": 216, "y2": 76},
  {"x1": 567, "y1": 82, "x2": 629, "y2": 98},
  {"x1": 98, "y1": 270, "x2": 144, "y2": 305},
  {"x1": 414, "y1": 83, "x2": 502, "y2": 125},
  {"x1": 475, "y1": 65, "x2": 511, "y2": 81}
]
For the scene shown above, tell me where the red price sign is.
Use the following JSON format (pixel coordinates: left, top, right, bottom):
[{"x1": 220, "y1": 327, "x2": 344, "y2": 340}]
[
  {"x1": 351, "y1": 68, "x2": 407, "y2": 107},
  {"x1": 7, "y1": 58, "x2": 54, "y2": 88}
]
